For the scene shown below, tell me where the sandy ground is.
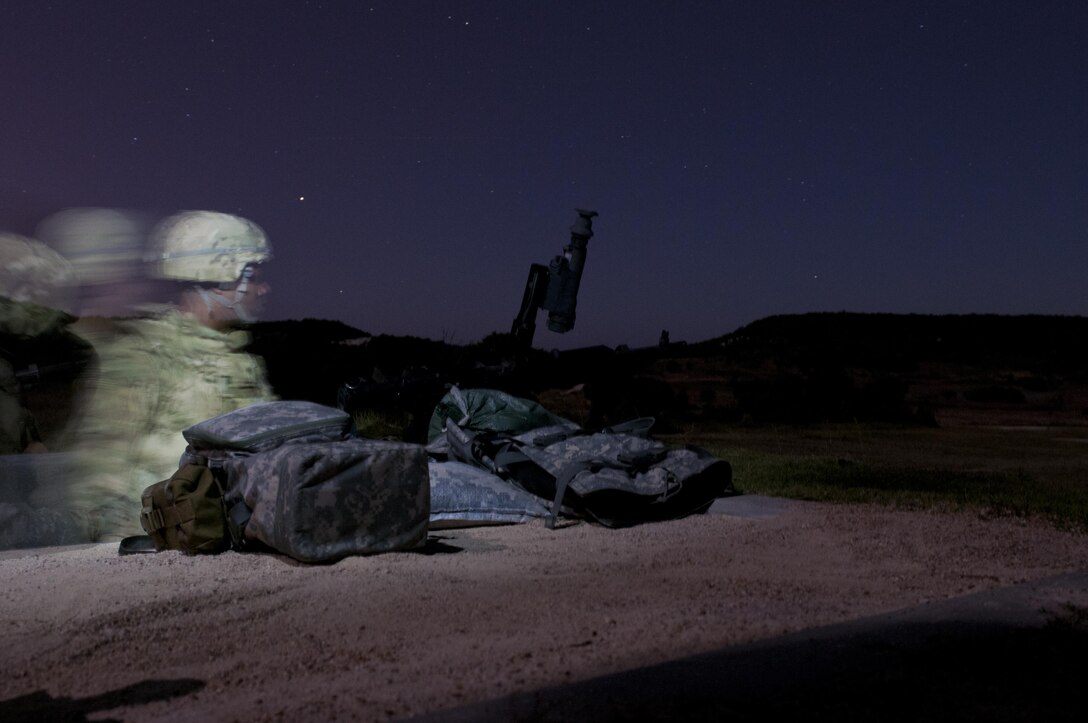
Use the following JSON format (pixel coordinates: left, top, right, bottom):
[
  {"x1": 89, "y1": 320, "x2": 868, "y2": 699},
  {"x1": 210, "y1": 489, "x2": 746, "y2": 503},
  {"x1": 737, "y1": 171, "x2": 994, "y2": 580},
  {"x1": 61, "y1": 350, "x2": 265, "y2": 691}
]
[{"x1": 1, "y1": 497, "x2": 1086, "y2": 721}]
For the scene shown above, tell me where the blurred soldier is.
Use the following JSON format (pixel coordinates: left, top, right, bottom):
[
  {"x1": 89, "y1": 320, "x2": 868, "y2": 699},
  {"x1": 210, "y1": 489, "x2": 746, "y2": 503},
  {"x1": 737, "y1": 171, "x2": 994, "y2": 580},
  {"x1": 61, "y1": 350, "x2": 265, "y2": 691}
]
[
  {"x1": 0, "y1": 361, "x2": 43, "y2": 455},
  {"x1": 48, "y1": 211, "x2": 277, "y2": 541},
  {"x1": 36, "y1": 207, "x2": 153, "y2": 318},
  {"x1": 0, "y1": 233, "x2": 91, "y2": 548},
  {"x1": 0, "y1": 232, "x2": 78, "y2": 453}
]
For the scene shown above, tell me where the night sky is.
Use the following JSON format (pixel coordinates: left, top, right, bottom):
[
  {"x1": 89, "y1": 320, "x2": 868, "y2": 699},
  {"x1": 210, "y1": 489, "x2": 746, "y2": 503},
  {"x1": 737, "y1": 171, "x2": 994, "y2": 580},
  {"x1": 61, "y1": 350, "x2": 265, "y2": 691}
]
[{"x1": 4, "y1": 1, "x2": 1086, "y2": 350}]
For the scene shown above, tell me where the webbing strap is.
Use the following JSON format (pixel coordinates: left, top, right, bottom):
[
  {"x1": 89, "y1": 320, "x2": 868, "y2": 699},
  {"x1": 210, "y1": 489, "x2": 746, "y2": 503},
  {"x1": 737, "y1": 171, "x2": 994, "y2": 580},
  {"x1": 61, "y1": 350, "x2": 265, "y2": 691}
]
[
  {"x1": 140, "y1": 498, "x2": 194, "y2": 532},
  {"x1": 547, "y1": 461, "x2": 593, "y2": 530},
  {"x1": 162, "y1": 499, "x2": 194, "y2": 528},
  {"x1": 532, "y1": 429, "x2": 584, "y2": 447},
  {"x1": 616, "y1": 448, "x2": 668, "y2": 469},
  {"x1": 492, "y1": 444, "x2": 531, "y2": 471},
  {"x1": 227, "y1": 500, "x2": 252, "y2": 549},
  {"x1": 165, "y1": 501, "x2": 193, "y2": 529},
  {"x1": 547, "y1": 456, "x2": 658, "y2": 529}
]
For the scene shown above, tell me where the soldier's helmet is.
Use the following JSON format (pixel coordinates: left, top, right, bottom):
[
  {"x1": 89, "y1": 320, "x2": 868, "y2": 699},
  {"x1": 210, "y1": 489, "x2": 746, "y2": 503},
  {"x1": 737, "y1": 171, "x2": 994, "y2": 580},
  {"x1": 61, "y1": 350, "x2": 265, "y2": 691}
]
[
  {"x1": 36, "y1": 207, "x2": 147, "y2": 287},
  {"x1": 146, "y1": 211, "x2": 271, "y2": 284},
  {"x1": 0, "y1": 233, "x2": 75, "y2": 337}
]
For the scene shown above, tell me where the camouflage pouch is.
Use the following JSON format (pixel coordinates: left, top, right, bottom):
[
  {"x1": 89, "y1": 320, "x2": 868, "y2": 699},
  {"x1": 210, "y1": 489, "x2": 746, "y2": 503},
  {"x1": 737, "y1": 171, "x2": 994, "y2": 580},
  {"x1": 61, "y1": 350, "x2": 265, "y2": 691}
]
[{"x1": 139, "y1": 463, "x2": 234, "y2": 554}]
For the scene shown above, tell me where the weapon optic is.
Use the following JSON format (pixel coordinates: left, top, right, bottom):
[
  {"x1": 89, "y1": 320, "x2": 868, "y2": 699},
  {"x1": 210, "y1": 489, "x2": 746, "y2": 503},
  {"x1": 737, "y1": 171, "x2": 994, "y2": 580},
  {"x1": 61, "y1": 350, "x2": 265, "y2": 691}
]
[{"x1": 510, "y1": 208, "x2": 597, "y2": 350}]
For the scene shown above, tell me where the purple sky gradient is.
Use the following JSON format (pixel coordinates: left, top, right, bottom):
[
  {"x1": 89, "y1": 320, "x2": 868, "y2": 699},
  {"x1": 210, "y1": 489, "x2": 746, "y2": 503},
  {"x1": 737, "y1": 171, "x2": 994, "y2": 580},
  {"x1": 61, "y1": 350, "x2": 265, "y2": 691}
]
[{"x1": 3, "y1": 1, "x2": 1086, "y2": 349}]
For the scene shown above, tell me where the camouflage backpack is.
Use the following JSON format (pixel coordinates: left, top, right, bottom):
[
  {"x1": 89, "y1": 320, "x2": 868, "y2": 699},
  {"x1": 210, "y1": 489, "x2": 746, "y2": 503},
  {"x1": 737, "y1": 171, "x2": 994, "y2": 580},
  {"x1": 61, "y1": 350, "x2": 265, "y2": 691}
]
[
  {"x1": 137, "y1": 400, "x2": 354, "y2": 555},
  {"x1": 142, "y1": 400, "x2": 430, "y2": 561}
]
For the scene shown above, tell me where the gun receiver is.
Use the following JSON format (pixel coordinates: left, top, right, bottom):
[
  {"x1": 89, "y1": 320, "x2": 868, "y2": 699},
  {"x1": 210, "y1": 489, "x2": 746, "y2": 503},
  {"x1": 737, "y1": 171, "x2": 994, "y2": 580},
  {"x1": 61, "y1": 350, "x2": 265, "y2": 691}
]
[{"x1": 510, "y1": 209, "x2": 598, "y2": 350}]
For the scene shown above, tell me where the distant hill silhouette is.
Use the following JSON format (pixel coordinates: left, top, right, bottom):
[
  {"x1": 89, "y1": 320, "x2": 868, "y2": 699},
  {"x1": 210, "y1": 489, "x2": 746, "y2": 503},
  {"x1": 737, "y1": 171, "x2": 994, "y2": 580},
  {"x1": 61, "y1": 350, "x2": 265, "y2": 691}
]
[
  {"x1": 686, "y1": 313, "x2": 1088, "y2": 426},
  {"x1": 246, "y1": 313, "x2": 1088, "y2": 431},
  {"x1": 696, "y1": 312, "x2": 1088, "y2": 374}
]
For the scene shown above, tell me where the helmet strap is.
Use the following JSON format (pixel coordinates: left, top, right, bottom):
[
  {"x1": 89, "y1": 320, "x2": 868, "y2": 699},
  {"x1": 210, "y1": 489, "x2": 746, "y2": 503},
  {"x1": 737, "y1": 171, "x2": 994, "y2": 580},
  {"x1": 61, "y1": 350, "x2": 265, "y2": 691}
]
[
  {"x1": 234, "y1": 264, "x2": 254, "y2": 297},
  {"x1": 193, "y1": 280, "x2": 256, "y2": 321}
]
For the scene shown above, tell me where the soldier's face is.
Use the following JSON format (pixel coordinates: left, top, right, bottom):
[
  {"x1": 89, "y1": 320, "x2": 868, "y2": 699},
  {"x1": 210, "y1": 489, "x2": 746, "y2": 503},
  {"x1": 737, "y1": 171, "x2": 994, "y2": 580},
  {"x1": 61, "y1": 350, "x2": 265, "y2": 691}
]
[
  {"x1": 207, "y1": 267, "x2": 270, "y2": 324},
  {"x1": 230, "y1": 266, "x2": 270, "y2": 321}
]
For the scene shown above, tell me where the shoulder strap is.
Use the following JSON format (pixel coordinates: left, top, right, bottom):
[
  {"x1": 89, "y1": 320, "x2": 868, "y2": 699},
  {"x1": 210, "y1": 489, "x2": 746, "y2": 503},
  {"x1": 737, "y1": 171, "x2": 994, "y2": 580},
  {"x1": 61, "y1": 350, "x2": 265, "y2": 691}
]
[{"x1": 547, "y1": 460, "x2": 593, "y2": 529}]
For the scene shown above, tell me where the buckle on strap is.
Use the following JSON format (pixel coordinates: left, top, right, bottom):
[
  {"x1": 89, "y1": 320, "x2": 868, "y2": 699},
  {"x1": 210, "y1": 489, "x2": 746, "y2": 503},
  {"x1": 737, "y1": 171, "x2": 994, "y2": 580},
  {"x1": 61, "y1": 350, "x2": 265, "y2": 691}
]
[
  {"x1": 227, "y1": 500, "x2": 252, "y2": 550},
  {"x1": 141, "y1": 506, "x2": 165, "y2": 531}
]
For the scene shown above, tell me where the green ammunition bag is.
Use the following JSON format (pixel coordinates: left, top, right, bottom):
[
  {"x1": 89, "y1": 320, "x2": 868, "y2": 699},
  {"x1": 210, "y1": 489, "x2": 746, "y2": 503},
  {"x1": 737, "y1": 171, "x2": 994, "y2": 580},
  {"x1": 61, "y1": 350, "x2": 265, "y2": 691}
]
[{"x1": 139, "y1": 463, "x2": 236, "y2": 554}]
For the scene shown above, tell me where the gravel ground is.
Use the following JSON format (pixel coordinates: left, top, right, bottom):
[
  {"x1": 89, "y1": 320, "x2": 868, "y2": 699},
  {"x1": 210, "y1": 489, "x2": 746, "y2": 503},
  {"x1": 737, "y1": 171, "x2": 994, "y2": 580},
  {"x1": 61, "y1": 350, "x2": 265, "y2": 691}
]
[{"x1": 1, "y1": 498, "x2": 1085, "y2": 721}]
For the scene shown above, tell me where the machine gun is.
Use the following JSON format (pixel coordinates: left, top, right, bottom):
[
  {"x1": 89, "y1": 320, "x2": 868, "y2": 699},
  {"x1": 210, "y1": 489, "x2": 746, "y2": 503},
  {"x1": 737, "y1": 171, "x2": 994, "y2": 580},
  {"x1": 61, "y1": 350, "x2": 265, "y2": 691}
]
[
  {"x1": 510, "y1": 209, "x2": 598, "y2": 351},
  {"x1": 335, "y1": 208, "x2": 599, "y2": 441}
]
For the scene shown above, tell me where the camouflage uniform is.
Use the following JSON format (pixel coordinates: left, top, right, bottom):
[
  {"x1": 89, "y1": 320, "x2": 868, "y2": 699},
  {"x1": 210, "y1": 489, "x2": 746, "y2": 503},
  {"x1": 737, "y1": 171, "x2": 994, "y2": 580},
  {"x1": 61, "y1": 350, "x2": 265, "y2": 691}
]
[
  {"x1": 0, "y1": 296, "x2": 91, "y2": 455},
  {"x1": 39, "y1": 211, "x2": 279, "y2": 541},
  {"x1": 0, "y1": 234, "x2": 88, "y2": 548},
  {"x1": 0, "y1": 360, "x2": 37, "y2": 454},
  {"x1": 51, "y1": 308, "x2": 274, "y2": 540},
  {"x1": 35, "y1": 207, "x2": 152, "y2": 318}
]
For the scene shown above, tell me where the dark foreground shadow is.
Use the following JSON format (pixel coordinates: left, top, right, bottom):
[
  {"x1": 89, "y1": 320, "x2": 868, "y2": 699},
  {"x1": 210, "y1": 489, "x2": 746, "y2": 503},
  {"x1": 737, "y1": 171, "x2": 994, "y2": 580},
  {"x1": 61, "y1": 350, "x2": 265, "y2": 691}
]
[
  {"x1": 414, "y1": 536, "x2": 467, "y2": 555},
  {"x1": 410, "y1": 573, "x2": 1088, "y2": 722},
  {"x1": 415, "y1": 532, "x2": 508, "y2": 555},
  {"x1": 0, "y1": 678, "x2": 204, "y2": 723}
]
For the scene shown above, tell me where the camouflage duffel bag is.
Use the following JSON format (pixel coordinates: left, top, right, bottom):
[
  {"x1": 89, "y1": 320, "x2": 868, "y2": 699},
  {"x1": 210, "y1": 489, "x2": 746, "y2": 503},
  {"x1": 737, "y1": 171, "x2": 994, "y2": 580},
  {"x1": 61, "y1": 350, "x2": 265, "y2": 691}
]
[{"x1": 221, "y1": 438, "x2": 430, "y2": 563}]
